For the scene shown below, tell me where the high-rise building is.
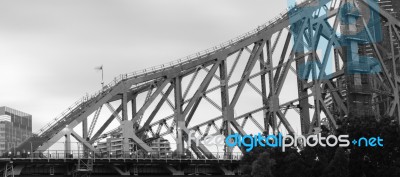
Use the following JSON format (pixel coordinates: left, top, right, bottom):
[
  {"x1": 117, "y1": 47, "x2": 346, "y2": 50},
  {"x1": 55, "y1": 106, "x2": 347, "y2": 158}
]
[
  {"x1": 0, "y1": 106, "x2": 32, "y2": 155},
  {"x1": 95, "y1": 137, "x2": 171, "y2": 157}
]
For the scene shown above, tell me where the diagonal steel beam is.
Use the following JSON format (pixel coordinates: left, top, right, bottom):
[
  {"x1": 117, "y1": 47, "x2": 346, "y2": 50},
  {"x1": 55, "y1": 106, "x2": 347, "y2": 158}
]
[
  {"x1": 230, "y1": 119, "x2": 247, "y2": 136},
  {"x1": 201, "y1": 65, "x2": 221, "y2": 81},
  {"x1": 248, "y1": 115, "x2": 264, "y2": 132},
  {"x1": 70, "y1": 129, "x2": 98, "y2": 153},
  {"x1": 362, "y1": 18, "x2": 395, "y2": 89},
  {"x1": 132, "y1": 79, "x2": 171, "y2": 123},
  {"x1": 271, "y1": 29, "x2": 283, "y2": 54},
  {"x1": 230, "y1": 41, "x2": 265, "y2": 107},
  {"x1": 319, "y1": 98, "x2": 338, "y2": 129},
  {"x1": 247, "y1": 80, "x2": 263, "y2": 96},
  {"x1": 388, "y1": 25, "x2": 400, "y2": 118},
  {"x1": 161, "y1": 90, "x2": 175, "y2": 110},
  {"x1": 203, "y1": 95, "x2": 222, "y2": 111},
  {"x1": 139, "y1": 84, "x2": 174, "y2": 134},
  {"x1": 228, "y1": 49, "x2": 244, "y2": 81},
  {"x1": 276, "y1": 110, "x2": 295, "y2": 135},
  {"x1": 241, "y1": 117, "x2": 249, "y2": 128},
  {"x1": 325, "y1": 81, "x2": 348, "y2": 115},
  {"x1": 88, "y1": 106, "x2": 102, "y2": 138},
  {"x1": 183, "y1": 68, "x2": 200, "y2": 100},
  {"x1": 183, "y1": 60, "x2": 222, "y2": 122},
  {"x1": 89, "y1": 104, "x2": 122, "y2": 143},
  {"x1": 273, "y1": 31, "x2": 293, "y2": 84},
  {"x1": 106, "y1": 103, "x2": 122, "y2": 123},
  {"x1": 275, "y1": 18, "x2": 309, "y2": 96}
]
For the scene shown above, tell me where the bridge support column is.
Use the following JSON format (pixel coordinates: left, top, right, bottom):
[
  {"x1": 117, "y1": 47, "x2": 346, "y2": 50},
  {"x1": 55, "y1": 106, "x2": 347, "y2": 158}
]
[
  {"x1": 174, "y1": 77, "x2": 185, "y2": 155},
  {"x1": 82, "y1": 118, "x2": 88, "y2": 153},
  {"x1": 292, "y1": 19, "x2": 311, "y2": 135},
  {"x1": 265, "y1": 39, "x2": 278, "y2": 135},
  {"x1": 131, "y1": 94, "x2": 137, "y2": 122},
  {"x1": 122, "y1": 92, "x2": 128, "y2": 121},
  {"x1": 122, "y1": 120, "x2": 152, "y2": 153},
  {"x1": 344, "y1": 0, "x2": 373, "y2": 119},
  {"x1": 258, "y1": 51, "x2": 269, "y2": 134},
  {"x1": 121, "y1": 91, "x2": 130, "y2": 154},
  {"x1": 65, "y1": 133, "x2": 71, "y2": 157},
  {"x1": 82, "y1": 119, "x2": 88, "y2": 140},
  {"x1": 219, "y1": 59, "x2": 233, "y2": 156},
  {"x1": 268, "y1": 96, "x2": 279, "y2": 134}
]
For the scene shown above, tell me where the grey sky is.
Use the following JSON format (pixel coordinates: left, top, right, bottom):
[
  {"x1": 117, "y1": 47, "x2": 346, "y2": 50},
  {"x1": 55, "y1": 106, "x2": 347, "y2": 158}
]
[{"x1": 0, "y1": 0, "x2": 288, "y2": 133}]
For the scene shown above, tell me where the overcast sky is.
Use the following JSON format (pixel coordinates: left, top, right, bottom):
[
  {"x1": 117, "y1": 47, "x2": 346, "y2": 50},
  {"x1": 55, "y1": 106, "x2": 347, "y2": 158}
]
[{"x1": 0, "y1": 0, "x2": 288, "y2": 132}]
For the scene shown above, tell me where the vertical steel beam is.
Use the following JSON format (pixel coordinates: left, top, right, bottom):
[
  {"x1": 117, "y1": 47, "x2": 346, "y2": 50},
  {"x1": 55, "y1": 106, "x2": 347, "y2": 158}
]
[
  {"x1": 82, "y1": 118, "x2": 88, "y2": 152},
  {"x1": 65, "y1": 133, "x2": 71, "y2": 156},
  {"x1": 388, "y1": 25, "x2": 400, "y2": 121},
  {"x1": 174, "y1": 77, "x2": 185, "y2": 155},
  {"x1": 122, "y1": 92, "x2": 128, "y2": 121},
  {"x1": 259, "y1": 50, "x2": 269, "y2": 133},
  {"x1": 219, "y1": 57, "x2": 232, "y2": 155},
  {"x1": 131, "y1": 94, "x2": 137, "y2": 119},
  {"x1": 266, "y1": 40, "x2": 278, "y2": 134},
  {"x1": 312, "y1": 23, "x2": 325, "y2": 128},
  {"x1": 293, "y1": 19, "x2": 311, "y2": 135},
  {"x1": 82, "y1": 119, "x2": 88, "y2": 140}
]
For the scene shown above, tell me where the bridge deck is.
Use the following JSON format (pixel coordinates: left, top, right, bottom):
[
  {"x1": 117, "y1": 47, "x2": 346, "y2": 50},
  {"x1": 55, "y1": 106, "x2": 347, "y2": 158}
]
[{"x1": 0, "y1": 158, "x2": 241, "y2": 164}]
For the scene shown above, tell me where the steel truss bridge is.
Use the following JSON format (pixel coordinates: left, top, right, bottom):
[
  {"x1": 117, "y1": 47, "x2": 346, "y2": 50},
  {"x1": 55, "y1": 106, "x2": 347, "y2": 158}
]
[{"x1": 2, "y1": 0, "x2": 400, "y2": 176}]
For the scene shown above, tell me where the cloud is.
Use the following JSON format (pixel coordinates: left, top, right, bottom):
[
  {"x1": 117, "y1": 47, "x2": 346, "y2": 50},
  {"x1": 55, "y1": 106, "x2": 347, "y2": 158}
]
[{"x1": 0, "y1": 0, "x2": 287, "y2": 131}]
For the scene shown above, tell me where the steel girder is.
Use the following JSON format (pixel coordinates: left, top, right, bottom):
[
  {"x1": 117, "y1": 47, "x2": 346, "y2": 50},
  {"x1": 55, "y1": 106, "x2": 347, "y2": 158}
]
[{"x1": 12, "y1": 0, "x2": 400, "y2": 160}]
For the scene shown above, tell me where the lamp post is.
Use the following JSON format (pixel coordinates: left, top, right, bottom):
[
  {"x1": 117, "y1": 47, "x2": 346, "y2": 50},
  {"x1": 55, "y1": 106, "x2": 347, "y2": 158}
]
[
  {"x1": 214, "y1": 144, "x2": 219, "y2": 159},
  {"x1": 30, "y1": 142, "x2": 33, "y2": 157}
]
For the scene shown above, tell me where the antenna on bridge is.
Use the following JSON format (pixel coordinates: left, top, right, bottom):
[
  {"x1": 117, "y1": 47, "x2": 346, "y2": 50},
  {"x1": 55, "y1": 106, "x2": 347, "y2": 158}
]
[{"x1": 95, "y1": 65, "x2": 104, "y2": 89}]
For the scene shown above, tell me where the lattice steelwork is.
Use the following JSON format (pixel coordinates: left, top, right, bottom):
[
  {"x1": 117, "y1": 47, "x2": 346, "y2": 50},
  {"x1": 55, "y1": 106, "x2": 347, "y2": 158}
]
[{"x1": 6, "y1": 0, "x2": 400, "y2": 175}]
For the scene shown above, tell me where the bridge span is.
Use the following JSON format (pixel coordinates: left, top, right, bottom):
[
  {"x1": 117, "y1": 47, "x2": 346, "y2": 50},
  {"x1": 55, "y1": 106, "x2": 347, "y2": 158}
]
[
  {"x1": 1, "y1": 152, "x2": 241, "y2": 176},
  {"x1": 3, "y1": 0, "x2": 400, "y2": 176}
]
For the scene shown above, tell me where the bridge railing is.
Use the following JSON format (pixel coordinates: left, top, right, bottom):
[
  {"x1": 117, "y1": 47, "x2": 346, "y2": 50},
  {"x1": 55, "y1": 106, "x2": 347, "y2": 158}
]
[
  {"x1": 33, "y1": 78, "x2": 154, "y2": 139},
  {"x1": 0, "y1": 150, "x2": 243, "y2": 161}
]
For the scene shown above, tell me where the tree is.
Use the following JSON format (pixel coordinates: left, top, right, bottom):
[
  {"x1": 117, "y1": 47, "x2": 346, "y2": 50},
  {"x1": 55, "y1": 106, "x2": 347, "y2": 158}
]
[
  {"x1": 241, "y1": 146, "x2": 270, "y2": 177},
  {"x1": 323, "y1": 147, "x2": 349, "y2": 177},
  {"x1": 239, "y1": 115, "x2": 400, "y2": 177},
  {"x1": 251, "y1": 152, "x2": 275, "y2": 177}
]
